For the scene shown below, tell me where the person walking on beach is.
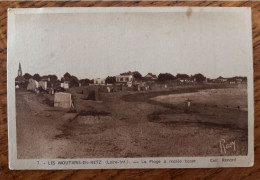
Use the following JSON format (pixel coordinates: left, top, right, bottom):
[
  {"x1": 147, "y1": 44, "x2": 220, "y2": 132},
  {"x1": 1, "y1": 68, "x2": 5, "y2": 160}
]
[{"x1": 185, "y1": 98, "x2": 192, "y2": 113}]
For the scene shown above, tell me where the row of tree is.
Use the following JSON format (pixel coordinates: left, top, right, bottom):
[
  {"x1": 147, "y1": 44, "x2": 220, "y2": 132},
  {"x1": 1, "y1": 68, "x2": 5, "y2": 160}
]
[
  {"x1": 22, "y1": 72, "x2": 207, "y2": 87},
  {"x1": 23, "y1": 73, "x2": 58, "y2": 82},
  {"x1": 23, "y1": 73, "x2": 42, "y2": 81},
  {"x1": 157, "y1": 73, "x2": 206, "y2": 82}
]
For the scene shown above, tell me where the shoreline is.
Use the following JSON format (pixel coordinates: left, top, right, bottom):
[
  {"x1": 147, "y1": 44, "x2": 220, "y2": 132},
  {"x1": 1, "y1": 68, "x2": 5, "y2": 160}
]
[{"x1": 121, "y1": 84, "x2": 236, "y2": 110}]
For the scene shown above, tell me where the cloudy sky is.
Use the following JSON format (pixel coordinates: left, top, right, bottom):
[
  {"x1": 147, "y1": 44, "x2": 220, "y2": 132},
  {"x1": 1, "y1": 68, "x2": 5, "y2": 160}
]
[{"x1": 12, "y1": 7, "x2": 252, "y2": 79}]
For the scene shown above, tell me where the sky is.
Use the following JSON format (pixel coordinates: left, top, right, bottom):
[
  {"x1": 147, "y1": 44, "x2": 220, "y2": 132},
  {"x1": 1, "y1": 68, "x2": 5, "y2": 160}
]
[{"x1": 13, "y1": 8, "x2": 252, "y2": 80}]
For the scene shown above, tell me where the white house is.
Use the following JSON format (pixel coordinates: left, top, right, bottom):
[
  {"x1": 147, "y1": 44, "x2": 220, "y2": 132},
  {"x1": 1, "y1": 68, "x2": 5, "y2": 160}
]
[
  {"x1": 115, "y1": 75, "x2": 133, "y2": 87},
  {"x1": 61, "y1": 81, "x2": 69, "y2": 89},
  {"x1": 94, "y1": 78, "x2": 106, "y2": 85},
  {"x1": 216, "y1": 77, "x2": 228, "y2": 83}
]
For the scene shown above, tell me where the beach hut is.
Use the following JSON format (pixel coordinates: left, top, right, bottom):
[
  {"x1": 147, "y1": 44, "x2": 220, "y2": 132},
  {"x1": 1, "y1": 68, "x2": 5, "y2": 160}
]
[
  {"x1": 39, "y1": 80, "x2": 47, "y2": 90},
  {"x1": 27, "y1": 78, "x2": 38, "y2": 91},
  {"x1": 54, "y1": 92, "x2": 72, "y2": 108},
  {"x1": 82, "y1": 86, "x2": 100, "y2": 101}
]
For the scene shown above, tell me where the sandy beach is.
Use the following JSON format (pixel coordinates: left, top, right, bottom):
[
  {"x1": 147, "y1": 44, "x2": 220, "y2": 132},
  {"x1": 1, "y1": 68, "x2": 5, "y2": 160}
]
[{"x1": 16, "y1": 84, "x2": 248, "y2": 159}]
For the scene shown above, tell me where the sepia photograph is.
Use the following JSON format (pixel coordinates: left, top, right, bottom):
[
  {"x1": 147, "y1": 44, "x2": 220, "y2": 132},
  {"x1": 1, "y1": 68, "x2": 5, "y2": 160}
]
[{"x1": 7, "y1": 7, "x2": 254, "y2": 169}]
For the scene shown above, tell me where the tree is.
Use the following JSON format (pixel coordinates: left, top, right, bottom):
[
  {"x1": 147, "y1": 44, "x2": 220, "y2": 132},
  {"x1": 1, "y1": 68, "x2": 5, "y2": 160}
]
[
  {"x1": 32, "y1": 74, "x2": 41, "y2": 81},
  {"x1": 62, "y1": 73, "x2": 79, "y2": 87},
  {"x1": 64, "y1": 72, "x2": 71, "y2": 81},
  {"x1": 79, "y1": 79, "x2": 91, "y2": 86},
  {"x1": 176, "y1": 73, "x2": 189, "y2": 79},
  {"x1": 105, "y1": 76, "x2": 116, "y2": 84},
  {"x1": 70, "y1": 75, "x2": 79, "y2": 87},
  {"x1": 193, "y1": 73, "x2": 206, "y2": 82},
  {"x1": 48, "y1": 75, "x2": 58, "y2": 82},
  {"x1": 158, "y1": 73, "x2": 175, "y2": 82},
  {"x1": 133, "y1": 71, "x2": 143, "y2": 80},
  {"x1": 23, "y1": 73, "x2": 32, "y2": 80}
]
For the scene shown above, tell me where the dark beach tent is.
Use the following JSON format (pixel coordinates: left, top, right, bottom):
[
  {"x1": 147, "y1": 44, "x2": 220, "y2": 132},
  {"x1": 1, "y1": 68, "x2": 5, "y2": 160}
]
[{"x1": 87, "y1": 90, "x2": 100, "y2": 101}]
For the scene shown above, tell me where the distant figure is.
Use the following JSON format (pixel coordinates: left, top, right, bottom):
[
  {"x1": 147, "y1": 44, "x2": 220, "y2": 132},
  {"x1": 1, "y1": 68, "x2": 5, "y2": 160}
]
[
  {"x1": 185, "y1": 98, "x2": 192, "y2": 112},
  {"x1": 107, "y1": 86, "x2": 111, "y2": 93}
]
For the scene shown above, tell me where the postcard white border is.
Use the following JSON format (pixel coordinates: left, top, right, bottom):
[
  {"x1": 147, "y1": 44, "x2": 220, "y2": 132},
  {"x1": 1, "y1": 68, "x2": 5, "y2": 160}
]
[{"x1": 7, "y1": 7, "x2": 254, "y2": 170}]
